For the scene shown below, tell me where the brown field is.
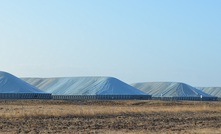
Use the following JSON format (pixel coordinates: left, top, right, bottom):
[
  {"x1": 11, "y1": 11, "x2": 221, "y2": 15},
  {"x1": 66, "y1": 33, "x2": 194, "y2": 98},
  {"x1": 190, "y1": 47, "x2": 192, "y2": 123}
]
[{"x1": 0, "y1": 100, "x2": 220, "y2": 134}]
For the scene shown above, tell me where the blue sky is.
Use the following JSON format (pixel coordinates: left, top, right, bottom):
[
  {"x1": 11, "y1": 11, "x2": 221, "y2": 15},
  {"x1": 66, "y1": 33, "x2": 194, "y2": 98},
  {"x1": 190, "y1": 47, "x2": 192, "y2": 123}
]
[{"x1": 0, "y1": 0, "x2": 221, "y2": 86}]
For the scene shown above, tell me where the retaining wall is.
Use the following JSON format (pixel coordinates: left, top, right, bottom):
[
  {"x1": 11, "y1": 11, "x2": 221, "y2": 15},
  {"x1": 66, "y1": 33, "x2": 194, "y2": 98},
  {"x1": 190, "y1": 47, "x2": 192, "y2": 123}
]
[
  {"x1": 52, "y1": 95, "x2": 151, "y2": 100},
  {"x1": 152, "y1": 97, "x2": 218, "y2": 101},
  {"x1": 0, "y1": 93, "x2": 52, "y2": 99}
]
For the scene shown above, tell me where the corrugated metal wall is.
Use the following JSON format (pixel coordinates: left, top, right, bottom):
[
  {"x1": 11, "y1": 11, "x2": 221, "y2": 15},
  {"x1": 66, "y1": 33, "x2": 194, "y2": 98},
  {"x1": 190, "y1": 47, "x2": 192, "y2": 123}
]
[
  {"x1": 0, "y1": 94, "x2": 218, "y2": 101},
  {"x1": 152, "y1": 97, "x2": 218, "y2": 101},
  {"x1": 52, "y1": 95, "x2": 151, "y2": 100},
  {"x1": 51, "y1": 95, "x2": 220, "y2": 101},
  {"x1": 0, "y1": 93, "x2": 52, "y2": 99}
]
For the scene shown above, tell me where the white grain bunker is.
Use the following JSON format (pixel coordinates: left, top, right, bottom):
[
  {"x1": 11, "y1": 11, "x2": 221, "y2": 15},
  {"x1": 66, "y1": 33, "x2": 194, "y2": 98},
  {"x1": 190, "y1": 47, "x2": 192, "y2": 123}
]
[
  {"x1": 23, "y1": 77, "x2": 151, "y2": 100},
  {"x1": 132, "y1": 82, "x2": 217, "y2": 101},
  {"x1": 197, "y1": 87, "x2": 221, "y2": 100},
  {"x1": 0, "y1": 71, "x2": 51, "y2": 99}
]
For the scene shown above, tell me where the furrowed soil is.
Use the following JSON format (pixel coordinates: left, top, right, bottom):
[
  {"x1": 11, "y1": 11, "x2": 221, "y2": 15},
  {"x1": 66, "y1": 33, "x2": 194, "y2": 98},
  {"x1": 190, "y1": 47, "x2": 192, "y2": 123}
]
[{"x1": 0, "y1": 100, "x2": 220, "y2": 134}]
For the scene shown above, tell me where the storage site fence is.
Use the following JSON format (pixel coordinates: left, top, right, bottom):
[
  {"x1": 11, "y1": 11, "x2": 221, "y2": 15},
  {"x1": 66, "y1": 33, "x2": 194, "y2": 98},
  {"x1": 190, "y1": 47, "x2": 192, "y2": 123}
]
[
  {"x1": 52, "y1": 95, "x2": 152, "y2": 100},
  {"x1": 0, "y1": 93, "x2": 52, "y2": 99},
  {"x1": 152, "y1": 97, "x2": 218, "y2": 101}
]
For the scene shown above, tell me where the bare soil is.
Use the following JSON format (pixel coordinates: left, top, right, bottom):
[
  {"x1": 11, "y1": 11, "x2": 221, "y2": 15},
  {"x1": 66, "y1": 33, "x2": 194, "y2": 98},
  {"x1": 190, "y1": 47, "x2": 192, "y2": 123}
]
[{"x1": 0, "y1": 100, "x2": 220, "y2": 134}]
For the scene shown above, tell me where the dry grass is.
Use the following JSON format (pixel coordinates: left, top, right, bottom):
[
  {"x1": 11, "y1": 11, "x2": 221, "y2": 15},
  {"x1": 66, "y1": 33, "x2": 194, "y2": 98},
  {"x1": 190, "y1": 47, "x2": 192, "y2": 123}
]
[
  {"x1": 0, "y1": 100, "x2": 220, "y2": 133},
  {"x1": 190, "y1": 128, "x2": 221, "y2": 134},
  {"x1": 0, "y1": 100, "x2": 220, "y2": 118}
]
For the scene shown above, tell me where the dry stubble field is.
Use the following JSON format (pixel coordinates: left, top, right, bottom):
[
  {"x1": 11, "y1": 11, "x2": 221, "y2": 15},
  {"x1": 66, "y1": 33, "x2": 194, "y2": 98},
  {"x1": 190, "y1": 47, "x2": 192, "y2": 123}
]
[{"x1": 0, "y1": 100, "x2": 221, "y2": 134}]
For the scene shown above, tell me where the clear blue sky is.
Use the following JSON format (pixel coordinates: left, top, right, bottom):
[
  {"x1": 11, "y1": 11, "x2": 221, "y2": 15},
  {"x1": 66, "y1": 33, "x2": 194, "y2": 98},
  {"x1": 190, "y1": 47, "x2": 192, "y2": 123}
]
[{"x1": 0, "y1": 0, "x2": 221, "y2": 86}]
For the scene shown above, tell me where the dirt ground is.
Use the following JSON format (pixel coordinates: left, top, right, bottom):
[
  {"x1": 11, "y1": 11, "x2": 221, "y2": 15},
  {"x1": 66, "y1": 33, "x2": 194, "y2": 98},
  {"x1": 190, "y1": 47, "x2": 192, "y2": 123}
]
[{"x1": 0, "y1": 100, "x2": 220, "y2": 134}]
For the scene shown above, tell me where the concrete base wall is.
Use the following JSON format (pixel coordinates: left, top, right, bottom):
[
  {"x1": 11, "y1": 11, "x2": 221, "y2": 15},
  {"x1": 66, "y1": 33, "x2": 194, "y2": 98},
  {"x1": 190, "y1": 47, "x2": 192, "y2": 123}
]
[
  {"x1": 0, "y1": 93, "x2": 52, "y2": 99},
  {"x1": 52, "y1": 95, "x2": 152, "y2": 100},
  {"x1": 152, "y1": 97, "x2": 218, "y2": 101}
]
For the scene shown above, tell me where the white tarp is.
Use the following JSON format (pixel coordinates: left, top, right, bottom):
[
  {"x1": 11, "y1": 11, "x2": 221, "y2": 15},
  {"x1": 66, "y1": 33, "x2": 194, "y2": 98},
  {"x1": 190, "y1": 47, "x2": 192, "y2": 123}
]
[
  {"x1": 0, "y1": 71, "x2": 46, "y2": 93},
  {"x1": 197, "y1": 87, "x2": 221, "y2": 97},
  {"x1": 131, "y1": 82, "x2": 214, "y2": 97},
  {"x1": 23, "y1": 77, "x2": 149, "y2": 95}
]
